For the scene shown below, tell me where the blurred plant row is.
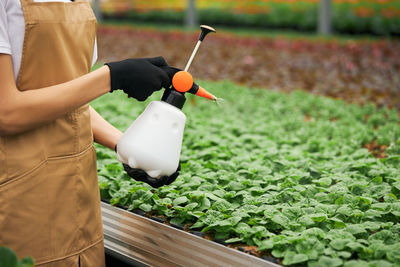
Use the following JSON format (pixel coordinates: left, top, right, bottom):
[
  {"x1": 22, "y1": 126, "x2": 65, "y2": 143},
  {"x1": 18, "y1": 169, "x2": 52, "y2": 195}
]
[
  {"x1": 97, "y1": 25, "x2": 400, "y2": 109},
  {"x1": 100, "y1": 0, "x2": 400, "y2": 35}
]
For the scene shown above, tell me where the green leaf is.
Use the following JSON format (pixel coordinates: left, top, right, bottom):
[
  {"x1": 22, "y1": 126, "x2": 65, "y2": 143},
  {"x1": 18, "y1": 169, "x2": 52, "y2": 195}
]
[
  {"x1": 343, "y1": 260, "x2": 369, "y2": 267},
  {"x1": 213, "y1": 199, "x2": 232, "y2": 212},
  {"x1": 368, "y1": 230, "x2": 396, "y2": 245},
  {"x1": 0, "y1": 247, "x2": 18, "y2": 267},
  {"x1": 386, "y1": 244, "x2": 400, "y2": 263},
  {"x1": 308, "y1": 256, "x2": 342, "y2": 267},
  {"x1": 18, "y1": 257, "x2": 35, "y2": 267},
  {"x1": 346, "y1": 241, "x2": 365, "y2": 252},
  {"x1": 368, "y1": 260, "x2": 394, "y2": 267},
  {"x1": 224, "y1": 216, "x2": 242, "y2": 227},
  {"x1": 190, "y1": 220, "x2": 205, "y2": 229},
  {"x1": 272, "y1": 214, "x2": 289, "y2": 227},
  {"x1": 215, "y1": 231, "x2": 230, "y2": 240},
  {"x1": 272, "y1": 248, "x2": 286, "y2": 258},
  {"x1": 105, "y1": 163, "x2": 123, "y2": 177},
  {"x1": 393, "y1": 181, "x2": 400, "y2": 191},
  {"x1": 170, "y1": 217, "x2": 185, "y2": 225},
  {"x1": 298, "y1": 215, "x2": 315, "y2": 227},
  {"x1": 336, "y1": 205, "x2": 354, "y2": 216},
  {"x1": 329, "y1": 218, "x2": 346, "y2": 229},
  {"x1": 345, "y1": 224, "x2": 367, "y2": 235},
  {"x1": 225, "y1": 237, "x2": 242, "y2": 244},
  {"x1": 197, "y1": 197, "x2": 211, "y2": 211},
  {"x1": 313, "y1": 177, "x2": 332, "y2": 187},
  {"x1": 330, "y1": 239, "x2": 352, "y2": 250},
  {"x1": 257, "y1": 239, "x2": 274, "y2": 251},
  {"x1": 295, "y1": 238, "x2": 324, "y2": 260},
  {"x1": 138, "y1": 203, "x2": 152, "y2": 212},
  {"x1": 185, "y1": 203, "x2": 199, "y2": 210},
  {"x1": 282, "y1": 251, "x2": 308, "y2": 265},
  {"x1": 173, "y1": 196, "x2": 189, "y2": 206},
  {"x1": 304, "y1": 228, "x2": 326, "y2": 238},
  {"x1": 234, "y1": 222, "x2": 252, "y2": 235},
  {"x1": 337, "y1": 251, "x2": 352, "y2": 259},
  {"x1": 0, "y1": 247, "x2": 34, "y2": 267},
  {"x1": 362, "y1": 221, "x2": 381, "y2": 231},
  {"x1": 309, "y1": 213, "x2": 327, "y2": 222}
]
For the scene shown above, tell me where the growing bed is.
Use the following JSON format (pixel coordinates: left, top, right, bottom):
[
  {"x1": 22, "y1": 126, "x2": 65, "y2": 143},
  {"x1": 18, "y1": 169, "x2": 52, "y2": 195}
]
[{"x1": 92, "y1": 80, "x2": 400, "y2": 266}]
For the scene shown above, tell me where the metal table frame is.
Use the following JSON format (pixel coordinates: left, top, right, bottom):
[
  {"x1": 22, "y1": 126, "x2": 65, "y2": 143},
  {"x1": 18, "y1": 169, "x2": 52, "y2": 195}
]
[{"x1": 102, "y1": 202, "x2": 280, "y2": 267}]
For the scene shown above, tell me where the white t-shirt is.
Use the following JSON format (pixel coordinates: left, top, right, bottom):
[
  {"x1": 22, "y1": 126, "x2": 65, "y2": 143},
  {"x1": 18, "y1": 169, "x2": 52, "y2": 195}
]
[{"x1": 0, "y1": 0, "x2": 98, "y2": 82}]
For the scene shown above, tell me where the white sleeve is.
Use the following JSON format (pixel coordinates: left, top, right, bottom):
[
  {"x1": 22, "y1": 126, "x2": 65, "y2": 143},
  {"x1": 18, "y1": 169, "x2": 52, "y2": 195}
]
[
  {"x1": 0, "y1": 0, "x2": 11, "y2": 55},
  {"x1": 91, "y1": 37, "x2": 98, "y2": 67}
]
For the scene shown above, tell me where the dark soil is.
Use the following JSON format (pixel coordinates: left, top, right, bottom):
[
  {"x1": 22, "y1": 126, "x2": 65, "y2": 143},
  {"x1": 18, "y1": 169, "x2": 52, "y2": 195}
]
[{"x1": 97, "y1": 25, "x2": 400, "y2": 109}]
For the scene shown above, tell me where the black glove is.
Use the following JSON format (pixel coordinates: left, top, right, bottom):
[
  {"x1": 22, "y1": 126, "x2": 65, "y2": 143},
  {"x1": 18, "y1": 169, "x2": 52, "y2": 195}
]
[
  {"x1": 123, "y1": 164, "x2": 181, "y2": 188},
  {"x1": 105, "y1": 57, "x2": 178, "y2": 101},
  {"x1": 161, "y1": 66, "x2": 181, "y2": 80}
]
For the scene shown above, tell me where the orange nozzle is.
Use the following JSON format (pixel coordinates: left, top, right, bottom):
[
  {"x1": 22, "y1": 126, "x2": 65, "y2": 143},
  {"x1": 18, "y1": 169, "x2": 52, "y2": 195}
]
[
  {"x1": 196, "y1": 86, "x2": 217, "y2": 100},
  {"x1": 172, "y1": 70, "x2": 217, "y2": 101},
  {"x1": 172, "y1": 71, "x2": 193, "y2": 93}
]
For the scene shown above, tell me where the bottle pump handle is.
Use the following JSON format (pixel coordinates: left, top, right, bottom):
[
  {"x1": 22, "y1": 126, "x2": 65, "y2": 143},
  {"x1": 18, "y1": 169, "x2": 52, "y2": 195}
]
[
  {"x1": 162, "y1": 25, "x2": 217, "y2": 108},
  {"x1": 199, "y1": 25, "x2": 216, "y2": 41},
  {"x1": 184, "y1": 25, "x2": 216, "y2": 72}
]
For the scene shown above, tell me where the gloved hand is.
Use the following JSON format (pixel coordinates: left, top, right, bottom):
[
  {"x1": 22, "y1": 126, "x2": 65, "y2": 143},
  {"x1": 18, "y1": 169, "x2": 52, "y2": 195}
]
[
  {"x1": 123, "y1": 164, "x2": 181, "y2": 188},
  {"x1": 105, "y1": 57, "x2": 179, "y2": 101},
  {"x1": 115, "y1": 145, "x2": 180, "y2": 188}
]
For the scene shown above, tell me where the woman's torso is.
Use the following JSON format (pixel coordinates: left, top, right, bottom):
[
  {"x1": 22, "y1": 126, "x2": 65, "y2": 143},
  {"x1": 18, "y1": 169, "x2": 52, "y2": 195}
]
[{"x1": 0, "y1": 1, "x2": 104, "y2": 265}]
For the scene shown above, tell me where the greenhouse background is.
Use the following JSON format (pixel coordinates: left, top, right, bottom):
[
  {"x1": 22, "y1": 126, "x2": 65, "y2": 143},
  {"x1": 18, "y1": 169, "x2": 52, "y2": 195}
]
[
  {"x1": 96, "y1": 0, "x2": 400, "y2": 35},
  {"x1": 90, "y1": 0, "x2": 400, "y2": 266},
  {"x1": 1, "y1": 0, "x2": 399, "y2": 267}
]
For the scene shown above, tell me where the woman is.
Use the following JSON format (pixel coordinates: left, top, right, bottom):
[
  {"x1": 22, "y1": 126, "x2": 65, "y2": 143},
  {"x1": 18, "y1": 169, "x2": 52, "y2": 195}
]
[{"x1": 0, "y1": 0, "x2": 178, "y2": 266}]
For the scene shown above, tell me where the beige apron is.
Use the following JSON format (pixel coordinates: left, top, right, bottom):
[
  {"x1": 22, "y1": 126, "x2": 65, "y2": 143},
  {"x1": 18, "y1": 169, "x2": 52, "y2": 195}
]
[{"x1": 0, "y1": 0, "x2": 105, "y2": 266}]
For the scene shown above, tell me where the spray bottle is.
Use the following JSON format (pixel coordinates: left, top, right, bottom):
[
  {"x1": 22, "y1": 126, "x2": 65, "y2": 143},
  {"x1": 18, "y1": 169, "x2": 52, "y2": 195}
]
[{"x1": 116, "y1": 25, "x2": 217, "y2": 178}]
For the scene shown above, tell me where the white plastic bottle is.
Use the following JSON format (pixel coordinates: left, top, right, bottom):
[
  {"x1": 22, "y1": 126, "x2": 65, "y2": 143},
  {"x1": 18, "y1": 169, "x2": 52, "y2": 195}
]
[
  {"x1": 117, "y1": 100, "x2": 186, "y2": 178},
  {"x1": 116, "y1": 26, "x2": 217, "y2": 179},
  {"x1": 116, "y1": 71, "x2": 217, "y2": 179}
]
